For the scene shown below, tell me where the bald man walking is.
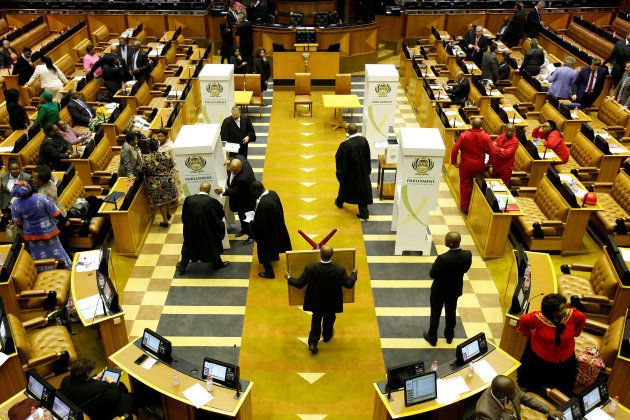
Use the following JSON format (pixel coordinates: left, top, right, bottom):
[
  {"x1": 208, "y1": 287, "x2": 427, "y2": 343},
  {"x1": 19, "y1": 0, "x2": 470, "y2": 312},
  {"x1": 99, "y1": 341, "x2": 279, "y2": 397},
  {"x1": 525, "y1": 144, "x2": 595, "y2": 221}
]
[
  {"x1": 286, "y1": 246, "x2": 358, "y2": 354},
  {"x1": 215, "y1": 156, "x2": 256, "y2": 244},
  {"x1": 423, "y1": 232, "x2": 472, "y2": 347}
]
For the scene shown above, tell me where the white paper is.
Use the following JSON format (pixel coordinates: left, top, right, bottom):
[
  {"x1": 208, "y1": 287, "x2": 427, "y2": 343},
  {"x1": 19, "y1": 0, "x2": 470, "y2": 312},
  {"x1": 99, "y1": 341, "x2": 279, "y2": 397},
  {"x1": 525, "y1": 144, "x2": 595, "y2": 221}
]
[
  {"x1": 243, "y1": 211, "x2": 255, "y2": 223},
  {"x1": 445, "y1": 376, "x2": 470, "y2": 395},
  {"x1": 609, "y1": 145, "x2": 628, "y2": 154},
  {"x1": 540, "y1": 149, "x2": 558, "y2": 159},
  {"x1": 182, "y1": 383, "x2": 214, "y2": 408},
  {"x1": 474, "y1": 360, "x2": 498, "y2": 383},
  {"x1": 0, "y1": 352, "x2": 8, "y2": 367},
  {"x1": 0, "y1": 147, "x2": 13, "y2": 152},
  {"x1": 488, "y1": 181, "x2": 508, "y2": 192},
  {"x1": 141, "y1": 356, "x2": 158, "y2": 370},
  {"x1": 621, "y1": 249, "x2": 630, "y2": 262},
  {"x1": 436, "y1": 379, "x2": 460, "y2": 404},
  {"x1": 75, "y1": 250, "x2": 102, "y2": 272},
  {"x1": 374, "y1": 141, "x2": 388, "y2": 150},
  {"x1": 585, "y1": 407, "x2": 614, "y2": 420},
  {"x1": 75, "y1": 294, "x2": 105, "y2": 319},
  {"x1": 224, "y1": 142, "x2": 241, "y2": 153}
]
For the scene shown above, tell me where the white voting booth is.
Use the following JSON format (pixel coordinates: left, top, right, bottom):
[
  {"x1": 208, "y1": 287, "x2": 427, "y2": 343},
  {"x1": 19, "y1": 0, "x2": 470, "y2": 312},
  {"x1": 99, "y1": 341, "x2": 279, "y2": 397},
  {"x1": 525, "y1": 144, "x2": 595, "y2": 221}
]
[
  {"x1": 172, "y1": 124, "x2": 231, "y2": 249},
  {"x1": 363, "y1": 64, "x2": 399, "y2": 158},
  {"x1": 199, "y1": 64, "x2": 235, "y2": 124},
  {"x1": 391, "y1": 128, "x2": 445, "y2": 255}
]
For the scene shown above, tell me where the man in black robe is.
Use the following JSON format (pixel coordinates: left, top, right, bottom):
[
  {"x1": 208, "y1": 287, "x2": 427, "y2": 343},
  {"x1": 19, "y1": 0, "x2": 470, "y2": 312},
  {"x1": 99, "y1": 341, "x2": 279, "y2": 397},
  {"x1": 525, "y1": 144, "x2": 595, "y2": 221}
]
[
  {"x1": 286, "y1": 245, "x2": 358, "y2": 354},
  {"x1": 500, "y1": 3, "x2": 526, "y2": 48},
  {"x1": 220, "y1": 106, "x2": 256, "y2": 158},
  {"x1": 335, "y1": 123, "x2": 373, "y2": 220},
  {"x1": 251, "y1": 181, "x2": 292, "y2": 279},
  {"x1": 176, "y1": 182, "x2": 229, "y2": 275},
  {"x1": 236, "y1": 17, "x2": 254, "y2": 72},
  {"x1": 215, "y1": 156, "x2": 256, "y2": 245}
]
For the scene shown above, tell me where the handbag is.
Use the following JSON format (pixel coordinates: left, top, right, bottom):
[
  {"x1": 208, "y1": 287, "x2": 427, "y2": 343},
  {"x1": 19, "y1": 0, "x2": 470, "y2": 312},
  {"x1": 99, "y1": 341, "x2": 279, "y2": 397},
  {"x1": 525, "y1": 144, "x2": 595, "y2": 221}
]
[
  {"x1": 5, "y1": 222, "x2": 22, "y2": 242},
  {"x1": 576, "y1": 345, "x2": 605, "y2": 387}
]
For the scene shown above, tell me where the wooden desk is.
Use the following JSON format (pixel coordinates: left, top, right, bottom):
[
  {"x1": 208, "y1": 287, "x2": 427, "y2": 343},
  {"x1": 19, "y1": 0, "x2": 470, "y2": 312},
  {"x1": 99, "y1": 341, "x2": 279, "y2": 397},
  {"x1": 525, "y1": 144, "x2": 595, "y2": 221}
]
[
  {"x1": 440, "y1": 108, "x2": 470, "y2": 163},
  {"x1": 592, "y1": 131, "x2": 630, "y2": 182},
  {"x1": 272, "y1": 52, "x2": 340, "y2": 80},
  {"x1": 468, "y1": 179, "x2": 524, "y2": 259},
  {"x1": 110, "y1": 342, "x2": 253, "y2": 419},
  {"x1": 377, "y1": 155, "x2": 397, "y2": 200},
  {"x1": 321, "y1": 94, "x2": 361, "y2": 130},
  {"x1": 149, "y1": 108, "x2": 174, "y2": 131},
  {"x1": 234, "y1": 90, "x2": 253, "y2": 106},
  {"x1": 609, "y1": 310, "x2": 630, "y2": 407},
  {"x1": 463, "y1": 60, "x2": 482, "y2": 76},
  {"x1": 500, "y1": 106, "x2": 528, "y2": 129},
  {"x1": 372, "y1": 346, "x2": 520, "y2": 419},
  {"x1": 547, "y1": 101, "x2": 592, "y2": 144},
  {"x1": 98, "y1": 177, "x2": 152, "y2": 257},
  {"x1": 499, "y1": 251, "x2": 557, "y2": 360},
  {"x1": 70, "y1": 252, "x2": 128, "y2": 360},
  {"x1": 519, "y1": 141, "x2": 560, "y2": 187}
]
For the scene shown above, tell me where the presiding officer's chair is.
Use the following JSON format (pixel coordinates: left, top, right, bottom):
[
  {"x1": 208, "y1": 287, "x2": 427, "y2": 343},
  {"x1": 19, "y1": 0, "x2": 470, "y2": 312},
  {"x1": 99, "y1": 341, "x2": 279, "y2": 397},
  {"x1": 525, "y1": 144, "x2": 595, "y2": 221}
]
[
  {"x1": 335, "y1": 73, "x2": 352, "y2": 118},
  {"x1": 7, "y1": 313, "x2": 78, "y2": 378},
  {"x1": 294, "y1": 73, "x2": 313, "y2": 117}
]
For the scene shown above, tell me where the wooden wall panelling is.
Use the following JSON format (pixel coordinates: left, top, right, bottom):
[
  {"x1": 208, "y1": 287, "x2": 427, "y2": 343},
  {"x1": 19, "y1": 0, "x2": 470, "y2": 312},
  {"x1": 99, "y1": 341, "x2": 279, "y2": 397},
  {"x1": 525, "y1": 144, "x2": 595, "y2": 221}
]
[
  {"x1": 253, "y1": 28, "x2": 296, "y2": 56},
  {"x1": 87, "y1": 14, "x2": 128, "y2": 35},
  {"x1": 542, "y1": 12, "x2": 571, "y2": 31},
  {"x1": 318, "y1": 30, "x2": 350, "y2": 55},
  {"x1": 349, "y1": 26, "x2": 377, "y2": 55},
  {"x1": 47, "y1": 26, "x2": 90, "y2": 62},
  {"x1": 375, "y1": 15, "x2": 403, "y2": 43},
  {"x1": 575, "y1": 12, "x2": 615, "y2": 27},
  {"x1": 485, "y1": 13, "x2": 512, "y2": 34},
  {"x1": 167, "y1": 15, "x2": 207, "y2": 39},
  {"x1": 207, "y1": 16, "x2": 223, "y2": 44},
  {"x1": 127, "y1": 14, "x2": 168, "y2": 38},
  {"x1": 5, "y1": 13, "x2": 42, "y2": 27},
  {"x1": 276, "y1": 1, "x2": 336, "y2": 14},
  {"x1": 445, "y1": 13, "x2": 485, "y2": 36},
  {"x1": 45, "y1": 14, "x2": 85, "y2": 32},
  {"x1": 405, "y1": 14, "x2": 446, "y2": 37}
]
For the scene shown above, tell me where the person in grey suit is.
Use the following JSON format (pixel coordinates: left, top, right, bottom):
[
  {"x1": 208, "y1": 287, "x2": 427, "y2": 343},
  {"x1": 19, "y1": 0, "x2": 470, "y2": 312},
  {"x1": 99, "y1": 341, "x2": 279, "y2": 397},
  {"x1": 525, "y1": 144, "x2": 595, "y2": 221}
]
[
  {"x1": 117, "y1": 36, "x2": 132, "y2": 65},
  {"x1": 118, "y1": 132, "x2": 141, "y2": 177},
  {"x1": 481, "y1": 44, "x2": 500, "y2": 83},
  {"x1": 614, "y1": 62, "x2": 630, "y2": 107},
  {"x1": 476, "y1": 375, "x2": 563, "y2": 420},
  {"x1": 0, "y1": 160, "x2": 30, "y2": 215}
]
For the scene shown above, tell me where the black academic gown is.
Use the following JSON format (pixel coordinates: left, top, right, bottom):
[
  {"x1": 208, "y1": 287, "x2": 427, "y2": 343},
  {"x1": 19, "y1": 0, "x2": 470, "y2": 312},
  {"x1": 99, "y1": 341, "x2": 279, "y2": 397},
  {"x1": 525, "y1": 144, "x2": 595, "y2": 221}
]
[
  {"x1": 335, "y1": 134, "x2": 373, "y2": 206},
  {"x1": 224, "y1": 156, "x2": 256, "y2": 212},
  {"x1": 252, "y1": 191, "x2": 292, "y2": 265},
  {"x1": 181, "y1": 193, "x2": 225, "y2": 263},
  {"x1": 220, "y1": 115, "x2": 256, "y2": 158}
]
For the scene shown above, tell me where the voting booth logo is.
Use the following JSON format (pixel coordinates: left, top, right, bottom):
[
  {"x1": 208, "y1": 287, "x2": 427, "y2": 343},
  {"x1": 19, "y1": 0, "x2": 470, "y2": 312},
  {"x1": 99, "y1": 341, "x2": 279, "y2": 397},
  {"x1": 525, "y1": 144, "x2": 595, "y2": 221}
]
[
  {"x1": 185, "y1": 156, "x2": 207, "y2": 173},
  {"x1": 375, "y1": 83, "x2": 392, "y2": 97},
  {"x1": 412, "y1": 157, "x2": 434, "y2": 175},
  {"x1": 206, "y1": 82, "x2": 223, "y2": 97}
]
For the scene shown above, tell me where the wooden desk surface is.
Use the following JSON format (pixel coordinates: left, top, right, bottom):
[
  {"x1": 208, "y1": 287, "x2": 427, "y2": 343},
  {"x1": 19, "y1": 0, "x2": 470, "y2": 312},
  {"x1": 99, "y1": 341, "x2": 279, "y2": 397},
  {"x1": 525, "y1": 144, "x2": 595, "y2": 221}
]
[
  {"x1": 378, "y1": 155, "x2": 397, "y2": 170},
  {"x1": 500, "y1": 106, "x2": 528, "y2": 127},
  {"x1": 110, "y1": 342, "x2": 253, "y2": 417},
  {"x1": 98, "y1": 177, "x2": 134, "y2": 214},
  {"x1": 234, "y1": 90, "x2": 253, "y2": 106},
  {"x1": 557, "y1": 172, "x2": 604, "y2": 211},
  {"x1": 321, "y1": 94, "x2": 362, "y2": 109},
  {"x1": 272, "y1": 51, "x2": 340, "y2": 80},
  {"x1": 160, "y1": 31, "x2": 176, "y2": 43},
  {"x1": 149, "y1": 108, "x2": 173, "y2": 131},
  {"x1": 506, "y1": 251, "x2": 557, "y2": 321},
  {"x1": 464, "y1": 61, "x2": 482, "y2": 76},
  {"x1": 443, "y1": 108, "x2": 469, "y2": 129},
  {"x1": 374, "y1": 346, "x2": 520, "y2": 418}
]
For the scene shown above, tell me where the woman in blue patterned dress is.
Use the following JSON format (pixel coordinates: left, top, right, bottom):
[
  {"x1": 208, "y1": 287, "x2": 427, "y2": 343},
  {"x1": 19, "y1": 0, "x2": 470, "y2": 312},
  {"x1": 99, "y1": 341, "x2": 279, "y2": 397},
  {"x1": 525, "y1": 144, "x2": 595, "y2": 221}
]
[{"x1": 10, "y1": 181, "x2": 72, "y2": 270}]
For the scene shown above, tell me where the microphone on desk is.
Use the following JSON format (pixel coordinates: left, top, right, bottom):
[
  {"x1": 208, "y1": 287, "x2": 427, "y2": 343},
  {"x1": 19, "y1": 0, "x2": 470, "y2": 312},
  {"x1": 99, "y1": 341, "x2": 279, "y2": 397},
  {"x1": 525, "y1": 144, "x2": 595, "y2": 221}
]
[
  {"x1": 523, "y1": 293, "x2": 544, "y2": 314},
  {"x1": 542, "y1": 147, "x2": 548, "y2": 159},
  {"x1": 233, "y1": 344, "x2": 241, "y2": 399}
]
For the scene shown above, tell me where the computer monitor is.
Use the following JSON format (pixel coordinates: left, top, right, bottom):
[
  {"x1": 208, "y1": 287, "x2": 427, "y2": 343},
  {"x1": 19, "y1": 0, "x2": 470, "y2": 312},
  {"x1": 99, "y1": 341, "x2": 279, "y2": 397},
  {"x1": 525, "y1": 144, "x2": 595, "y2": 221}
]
[
  {"x1": 50, "y1": 392, "x2": 82, "y2": 420},
  {"x1": 581, "y1": 122, "x2": 595, "y2": 141},
  {"x1": 202, "y1": 357, "x2": 239, "y2": 388},
  {"x1": 404, "y1": 371, "x2": 438, "y2": 407},
  {"x1": 100, "y1": 273, "x2": 119, "y2": 313},
  {"x1": 580, "y1": 379, "x2": 608, "y2": 414},
  {"x1": 594, "y1": 135, "x2": 610, "y2": 155},
  {"x1": 25, "y1": 372, "x2": 55, "y2": 408},
  {"x1": 557, "y1": 398, "x2": 582, "y2": 420},
  {"x1": 546, "y1": 166, "x2": 561, "y2": 189},
  {"x1": 0, "y1": 315, "x2": 13, "y2": 354},
  {"x1": 456, "y1": 333, "x2": 488, "y2": 365},
  {"x1": 141, "y1": 328, "x2": 172, "y2": 362},
  {"x1": 386, "y1": 361, "x2": 425, "y2": 393},
  {"x1": 484, "y1": 188, "x2": 501, "y2": 212}
]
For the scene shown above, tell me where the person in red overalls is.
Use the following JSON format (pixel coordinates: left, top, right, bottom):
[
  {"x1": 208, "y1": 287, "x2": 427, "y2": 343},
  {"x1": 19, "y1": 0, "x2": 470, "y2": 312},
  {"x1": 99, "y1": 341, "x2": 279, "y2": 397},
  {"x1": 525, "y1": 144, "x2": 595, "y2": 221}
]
[
  {"x1": 451, "y1": 117, "x2": 497, "y2": 214},
  {"x1": 531, "y1": 120, "x2": 570, "y2": 163},
  {"x1": 490, "y1": 123, "x2": 520, "y2": 187}
]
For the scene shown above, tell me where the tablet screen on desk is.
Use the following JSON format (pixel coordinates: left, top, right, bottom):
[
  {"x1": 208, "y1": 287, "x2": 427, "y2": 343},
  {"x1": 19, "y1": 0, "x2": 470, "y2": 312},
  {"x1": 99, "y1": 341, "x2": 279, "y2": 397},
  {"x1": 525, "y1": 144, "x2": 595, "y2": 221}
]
[
  {"x1": 142, "y1": 332, "x2": 161, "y2": 354},
  {"x1": 461, "y1": 339, "x2": 480, "y2": 361},
  {"x1": 52, "y1": 395, "x2": 71, "y2": 419},
  {"x1": 203, "y1": 360, "x2": 227, "y2": 382},
  {"x1": 27, "y1": 374, "x2": 45, "y2": 400},
  {"x1": 404, "y1": 372, "x2": 437, "y2": 407},
  {"x1": 101, "y1": 368, "x2": 121, "y2": 384},
  {"x1": 582, "y1": 386, "x2": 601, "y2": 413}
]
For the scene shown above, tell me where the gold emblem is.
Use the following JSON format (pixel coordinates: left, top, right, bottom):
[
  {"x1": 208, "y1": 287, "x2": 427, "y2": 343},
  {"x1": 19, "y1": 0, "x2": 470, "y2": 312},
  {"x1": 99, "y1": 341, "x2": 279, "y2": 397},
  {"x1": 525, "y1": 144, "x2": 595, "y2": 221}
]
[
  {"x1": 375, "y1": 83, "x2": 391, "y2": 97},
  {"x1": 206, "y1": 82, "x2": 223, "y2": 97},
  {"x1": 185, "y1": 156, "x2": 206, "y2": 173},
  {"x1": 412, "y1": 157, "x2": 434, "y2": 175}
]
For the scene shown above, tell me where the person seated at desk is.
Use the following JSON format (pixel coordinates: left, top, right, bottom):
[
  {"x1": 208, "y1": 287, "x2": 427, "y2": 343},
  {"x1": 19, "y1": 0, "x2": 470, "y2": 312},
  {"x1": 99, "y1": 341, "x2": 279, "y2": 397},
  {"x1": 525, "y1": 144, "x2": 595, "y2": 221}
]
[
  {"x1": 32, "y1": 165, "x2": 66, "y2": 217},
  {"x1": 531, "y1": 120, "x2": 569, "y2": 163},
  {"x1": 33, "y1": 91, "x2": 60, "y2": 130},
  {"x1": 516, "y1": 293, "x2": 585, "y2": 396},
  {"x1": 57, "y1": 120, "x2": 90, "y2": 146},
  {"x1": 39, "y1": 124, "x2": 80, "y2": 170},
  {"x1": 445, "y1": 71, "x2": 470, "y2": 106},
  {"x1": 476, "y1": 375, "x2": 564, "y2": 420},
  {"x1": 60, "y1": 358, "x2": 135, "y2": 420},
  {"x1": 230, "y1": 47, "x2": 248, "y2": 75},
  {"x1": 520, "y1": 38, "x2": 545, "y2": 76}
]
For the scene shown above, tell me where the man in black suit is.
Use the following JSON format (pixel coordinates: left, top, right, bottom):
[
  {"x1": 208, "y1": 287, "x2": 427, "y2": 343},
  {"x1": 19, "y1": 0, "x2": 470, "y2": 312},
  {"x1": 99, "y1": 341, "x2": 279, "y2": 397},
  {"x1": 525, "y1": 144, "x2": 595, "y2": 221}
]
[
  {"x1": 226, "y1": 3, "x2": 239, "y2": 29},
  {"x1": 466, "y1": 26, "x2": 489, "y2": 67},
  {"x1": 286, "y1": 245, "x2": 358, "y2": 354},
  {"x1": 445, "y1": 71, "x2": 470, "y2": 106},
  {"x1": 220, "y1": 106, "x2": 256, "y2": 158},
  {"x1": 129, "y1": 40, "x2": 150, "y2": 81},
  {"x1": 67, "y1": 89, "x2": 96, "y2": 127},
  {"x1": 176, "y1": 181, "x2": 229, "y2": 275},
  {"x1": 335, "y1": 123, "x2": 372, "y2": 220},
  {"x1": 248, "y1": 0, "x2": 267, "y2": 24},
  {"x1": 215, "y1": 156, "x2": 256, "y2": 244},
  {"x1": 606, "y1": 31, "x2": 630, "y2": 85},
  {"x1": 526, "y1": 1, "x2": 545, "y2": 39},
  {"x1": 236, "y1": 17, "x2": 254, "y2": 72},
  {"x1": 501, "y1": 3, "x2": 526, "y2": 48},
  {"x1": 423, "y1": 231, "x2": 472, "y2": 347},
  {"x1": 117, "y1": 36, "x2": 132, "y2": 65},
  {"x1": 251, "y1": 181, "x2": 291, "y2": 279},
  {"x1": 39, "y1": 124, "x2": 80, "y2": 171},
  {"x1": 12, "y1": 47, "x2": 34, "y2": 86},
  {"x1": 572, "y1": 58, "x2": 609, "y2": 108},
  {"x1": 0, "y1": 160, "x2": 29, "y2": 222}
]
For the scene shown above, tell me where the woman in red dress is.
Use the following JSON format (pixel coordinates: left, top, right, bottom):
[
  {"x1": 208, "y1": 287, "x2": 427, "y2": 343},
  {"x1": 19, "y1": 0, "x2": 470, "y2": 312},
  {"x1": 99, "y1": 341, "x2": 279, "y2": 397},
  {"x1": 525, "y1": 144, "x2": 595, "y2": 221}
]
[{"x1": 516, "y1": 293, "x2": 586, "y2": 395}]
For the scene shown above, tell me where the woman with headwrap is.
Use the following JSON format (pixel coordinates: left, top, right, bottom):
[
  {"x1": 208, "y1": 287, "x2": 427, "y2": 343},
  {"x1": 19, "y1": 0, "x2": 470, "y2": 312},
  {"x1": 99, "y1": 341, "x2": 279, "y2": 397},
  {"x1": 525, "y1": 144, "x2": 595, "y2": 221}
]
[
  {"x1": 10, "y1": 181, "x2": 72, "y2": 270},
  {"x1": 32, "y1": 91, "x2": 60, "y2": 129},
  {"x1": 516, "y1": 293, "x2": 585, "y2": 395}
]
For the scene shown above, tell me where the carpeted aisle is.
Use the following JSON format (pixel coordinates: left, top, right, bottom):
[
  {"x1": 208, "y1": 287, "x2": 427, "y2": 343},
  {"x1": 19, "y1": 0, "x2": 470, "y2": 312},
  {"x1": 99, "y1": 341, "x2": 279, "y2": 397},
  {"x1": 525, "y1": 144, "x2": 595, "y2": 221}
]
[{"x1": 238, "y1": 89, "x2": 385, "y2": 419}]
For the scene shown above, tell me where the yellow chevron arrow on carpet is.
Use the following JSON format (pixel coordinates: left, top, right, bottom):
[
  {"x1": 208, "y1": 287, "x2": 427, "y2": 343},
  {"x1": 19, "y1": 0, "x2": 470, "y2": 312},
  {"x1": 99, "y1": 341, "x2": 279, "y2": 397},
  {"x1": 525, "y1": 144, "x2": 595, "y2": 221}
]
[
  {"x1": 300, "y1": 143, "x2": 314, "y2": 147},
  {"x1": 300, "y1": 198, "x2": 317, "y2": 203},
  {"x1": 300, "y1": 132, "x2": 314, "y2": 136},
  {"x1": 300, "y1": 122, "x2": 314, "y2": 126},
  {"x1": 300, "y1": 168, "x2": 315, "y2": 173},
  {"x1": 299, "y1": 215, "x2": 317, "y2": 221},
  {"x1": 296, "y1": 373, "x2": 326, "y2": 384},
  {"x1": 297, "y1": 415, "x2": 327, "y2": 420},
  {"x1": 300, "y1": 155, "x2": 314, "y2": 160}
]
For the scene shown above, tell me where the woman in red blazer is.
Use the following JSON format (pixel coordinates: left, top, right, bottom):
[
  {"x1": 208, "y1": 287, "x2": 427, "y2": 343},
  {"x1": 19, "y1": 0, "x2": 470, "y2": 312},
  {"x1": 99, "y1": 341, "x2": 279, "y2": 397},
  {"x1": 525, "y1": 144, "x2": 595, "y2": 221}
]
[
  {"x1": 532, "y1": 120, "x2": 570, "y2": 163},
  {"x1": 516, "y1": 293, "x2": 586, "y2": 395}
]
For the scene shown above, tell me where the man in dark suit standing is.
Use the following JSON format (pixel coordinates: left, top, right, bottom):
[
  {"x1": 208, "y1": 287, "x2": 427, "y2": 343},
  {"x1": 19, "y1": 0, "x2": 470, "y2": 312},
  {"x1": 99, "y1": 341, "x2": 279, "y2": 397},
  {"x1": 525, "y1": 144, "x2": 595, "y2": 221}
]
[
  {"x1": 500, "y1": 3, "x2": 526, "y2": 48},
  {"x1": 220, "y1": 106, "x2": 256, "y2": 158},
  {"x1": 129, "y1": 41, "x2": 150, "y2": 81},
  {"x1": 466, "y1": 26, "x2": 489, "y2": 67},
  {"x1": 236, "y1": 17, "x2": 254, "y2": 72},
  {"x1": 423, "y1": 231, "x2": 472, "y2": 346},
  {"x1": 117, "y1": 36, "x2": 131, "y2": 65},
  {"x1": 67, "y1": 90, "x2": 96, "y2": 127},
  {"x1": 606, "y1": 31, "x2": 630, "y2": 85},
  {"x1": 215, "y1": 156, "x2": 256, "y2": 245},
  {"x1": 248, "y1": 0, "x2": 267, "y2": 24},
  {"x1": 286, "y1": 245, "x2": 357, "y2": 354},
  {"x1": 526, "y1": 1, "x2": 545, "y2": 38},
  {"x1": 445, "y1": 71, "x2": 470, "y2": 106},
  {"x1": 176, "y1": 181, "x2": 229, "y2": 275},
  {"x1": 226, "y1": 3, "x2": 239, "y2": 29},
  {"x1": 251, "y1": 181, "x2": 291, "y2": 279},
  {"x1": 335, "y1": 123, "x2": 372, "y2": 220},
  {"x1": 0, "y1": 159, "x2": 29, "y2": 222},
  {"x1": 12, "y1": 47, "x2": 34, "y2": 86},
  {"x1": 572, "y1": 58, "x2": 608, "y2": 108}
]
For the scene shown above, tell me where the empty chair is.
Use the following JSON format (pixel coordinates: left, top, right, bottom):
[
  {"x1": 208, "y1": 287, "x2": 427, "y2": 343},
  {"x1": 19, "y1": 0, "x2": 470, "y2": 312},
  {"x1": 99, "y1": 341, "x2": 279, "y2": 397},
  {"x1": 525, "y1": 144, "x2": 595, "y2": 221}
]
[
  {"x1": 314, "y1": 12, "x2": 329, "y2": 27},
  {"x1": 234, "y1": 74, "x2": 245, "y2": 91},
  {"x1": 289, "y1": 13, "x2": 303, "y2": 27},
  {"x1": 272, "y1": 42, "x2": 285, "y2": 52},
  {"x1": 327, "y1": 43, "x2": 341, "y2": 52},
  {"x1": 294, "y1": 73, "x2": 313, "y2": 117},
  {"x1": 335, "y1": 73, "x2": 353, "y2": 117},
  {"x1": 328, "y1": 11, "x2": 340, "y2": 26},
  {"x1": 245, "y1": 73, "x2": 264, "y2": 116}
]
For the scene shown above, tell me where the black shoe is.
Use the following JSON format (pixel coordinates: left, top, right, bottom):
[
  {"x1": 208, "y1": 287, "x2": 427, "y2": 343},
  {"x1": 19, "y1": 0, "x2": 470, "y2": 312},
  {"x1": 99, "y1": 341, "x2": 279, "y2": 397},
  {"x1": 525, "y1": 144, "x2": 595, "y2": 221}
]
[
  {"x1": 309, "y1": 344, "x2": 318, "y2": 354},
  {"x1": 243, "y1": 238, "x2": 254, "y2": 245},
  {"x1": 445, "y1": 336, "x2": 453, "y2": 344},
  {"x1": 334, "y1": 199, "x2": 343, "y2": 209},
  {"x1": 235, "y1": 230, "x2": 246, "y2": 237},
  {"x1": 323, "y1": 329, "x2": 334, "y2": 342},
  {"x1": 213, "y1": 261, "x2": 230, "y2": 270},
  {"x1": 258, "y1": 272, "x2": 275, "y2": 279},
  {"x1": 175, "y1": 262, "x2": 186, "y2": 276},
  {"x1": 356, "y1": 213, "x2": 369, "y2": 220},
  {"x1": 423, "y1": 332, "x2": 437, "y2": 347}
]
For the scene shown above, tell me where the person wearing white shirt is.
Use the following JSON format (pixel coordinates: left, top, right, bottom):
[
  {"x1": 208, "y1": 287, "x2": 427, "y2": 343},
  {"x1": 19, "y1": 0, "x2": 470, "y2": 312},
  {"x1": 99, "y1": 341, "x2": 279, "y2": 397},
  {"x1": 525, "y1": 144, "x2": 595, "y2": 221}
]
[{"x1": 25, "y1": 56, "x2": 68, "y2": 100}]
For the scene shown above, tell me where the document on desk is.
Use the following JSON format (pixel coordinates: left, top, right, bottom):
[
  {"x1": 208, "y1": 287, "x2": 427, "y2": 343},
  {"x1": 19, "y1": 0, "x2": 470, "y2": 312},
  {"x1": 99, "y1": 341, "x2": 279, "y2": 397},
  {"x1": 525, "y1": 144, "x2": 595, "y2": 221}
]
[
  {"x1": 474, "y1": 360, "x2": 498, "y2": 383},
  {"x1": 584, "y1": 407, "x2": 614, "y2": 420},
  {"x1": 75, "y1": 294, "x2": 105, "y2": 319},
  {"x1": 243, "y1": 211, "x2": 255, "y2": 223},
  {"x1": 621, "y1": 249, "x2": 630, "y2": 262},
  {"x1": 75, "y1": 250, "x2": 102, "y2": 272},
  {"x1": 141, "y1": 356, "x2": 158, "y2": 370},
  {"x1": 436, "y1": 377, "x2": 470, "y2": 404},
  {"x1": 182, "y1": 383, "x2": 214, "y2": 408},
  {"x1": 0, "y1": 351, "x2": 8, "y2": 367}
]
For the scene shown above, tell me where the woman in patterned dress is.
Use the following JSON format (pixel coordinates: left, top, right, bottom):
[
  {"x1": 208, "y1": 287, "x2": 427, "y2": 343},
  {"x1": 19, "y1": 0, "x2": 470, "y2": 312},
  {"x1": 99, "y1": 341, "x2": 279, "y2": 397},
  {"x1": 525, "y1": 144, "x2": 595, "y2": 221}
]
[
  {"x1": 154, "y1": 129, "x2": 183, "y2": 203},
  {"x1": 142, "y1": 139, "x2": 178, "y2": 228},
  {"x1": 10, "y1": 181, "x2": 71, "y2": 270}
]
